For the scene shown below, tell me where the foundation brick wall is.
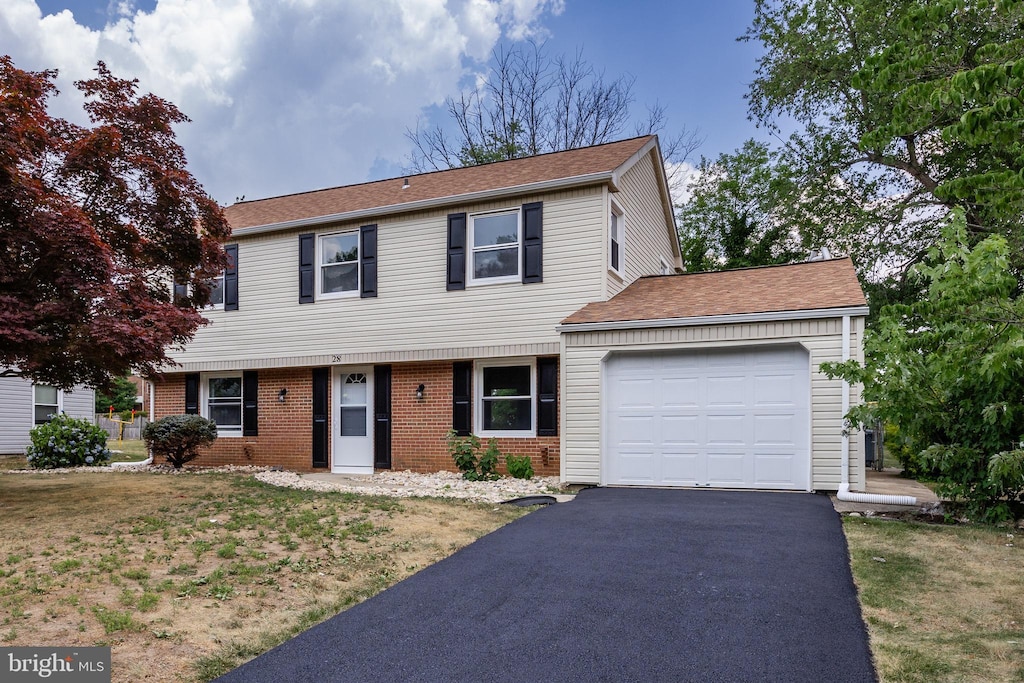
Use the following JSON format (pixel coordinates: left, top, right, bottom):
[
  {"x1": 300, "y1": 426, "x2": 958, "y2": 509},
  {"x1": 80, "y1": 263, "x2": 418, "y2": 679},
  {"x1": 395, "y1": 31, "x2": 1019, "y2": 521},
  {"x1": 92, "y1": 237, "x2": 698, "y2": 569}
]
[
  {"x1": 153, "y1": 358, "x2": 561, "y2": 477},
  {"x1": 390, "y1": 360, "x2": 560, "y2": 477},
  {"x1": 153, "y1": 368, "x2": 319, "y2": 471}
]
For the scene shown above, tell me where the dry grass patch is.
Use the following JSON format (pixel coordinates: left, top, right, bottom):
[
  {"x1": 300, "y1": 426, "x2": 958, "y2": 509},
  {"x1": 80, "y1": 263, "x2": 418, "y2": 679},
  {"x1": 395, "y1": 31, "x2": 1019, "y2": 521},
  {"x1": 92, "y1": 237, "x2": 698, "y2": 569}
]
[
  {"x1": 0, "y1": 470, "x2": 526, "y2": 682},
  {"x1": 845, "y1": 517, "x2": 1024, "y2": 682}
]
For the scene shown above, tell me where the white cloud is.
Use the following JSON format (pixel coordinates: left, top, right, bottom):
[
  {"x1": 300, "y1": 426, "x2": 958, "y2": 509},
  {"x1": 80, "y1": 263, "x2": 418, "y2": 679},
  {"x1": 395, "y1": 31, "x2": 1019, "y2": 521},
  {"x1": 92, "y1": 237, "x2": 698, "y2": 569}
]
[{"x1": 0, "y1": 0, "x2": 563, "y2": 204}]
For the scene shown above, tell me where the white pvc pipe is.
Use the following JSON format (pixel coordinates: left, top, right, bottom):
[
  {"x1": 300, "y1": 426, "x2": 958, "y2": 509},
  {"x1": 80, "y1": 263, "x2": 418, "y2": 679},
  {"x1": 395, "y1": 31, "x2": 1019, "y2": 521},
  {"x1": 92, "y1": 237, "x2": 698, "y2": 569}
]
[{"x1": 835, "y1": 315, "x2": 917, "y2": 506}]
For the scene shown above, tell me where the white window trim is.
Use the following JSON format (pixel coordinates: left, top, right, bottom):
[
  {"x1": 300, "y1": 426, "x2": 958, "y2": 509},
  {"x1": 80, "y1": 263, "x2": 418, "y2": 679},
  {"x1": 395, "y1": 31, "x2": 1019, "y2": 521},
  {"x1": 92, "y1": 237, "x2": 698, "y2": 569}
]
[
  {"x1": 659, "y1": 257, "x2": 673, "y2": 276},
  {"x1": 32, "y1": 384, "x2": 63, "y2": 426},
  {"x1": 201, "y1": 372, "x2": 243, "y2": 437},
  {"x1": 468, "y1": 208, "x2": 522, "y2": 287},
  {"x1": 205, "y1": 273, "x2": 225, "y2": 310},
  {"x1": 316, "y1": 230, "x2": 361, "y2": 300},
  {"x1": 474, "y1": 357, "x2": 536, "y2": 438},
  {"x1": 609, "y1": 200, "x2": 625, "y2": 278}
]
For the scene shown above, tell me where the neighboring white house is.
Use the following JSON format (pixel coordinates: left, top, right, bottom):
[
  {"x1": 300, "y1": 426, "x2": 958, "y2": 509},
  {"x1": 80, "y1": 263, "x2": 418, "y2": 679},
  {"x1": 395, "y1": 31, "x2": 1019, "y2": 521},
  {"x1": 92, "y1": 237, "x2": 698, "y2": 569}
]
[{"x1": 0, "y1": 375, "x2": 96, "y2": 455}]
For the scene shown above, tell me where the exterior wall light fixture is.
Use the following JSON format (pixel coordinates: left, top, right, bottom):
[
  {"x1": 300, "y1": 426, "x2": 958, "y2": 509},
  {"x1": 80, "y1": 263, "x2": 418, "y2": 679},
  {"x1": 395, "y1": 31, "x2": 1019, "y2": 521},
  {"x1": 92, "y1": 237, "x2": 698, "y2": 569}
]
[
  {"x1": 278, "y1": 388, "x2": 288, "y2": 403},
  {"x1": 415, "y1": 384, "x2": 425, "y2": 400}
]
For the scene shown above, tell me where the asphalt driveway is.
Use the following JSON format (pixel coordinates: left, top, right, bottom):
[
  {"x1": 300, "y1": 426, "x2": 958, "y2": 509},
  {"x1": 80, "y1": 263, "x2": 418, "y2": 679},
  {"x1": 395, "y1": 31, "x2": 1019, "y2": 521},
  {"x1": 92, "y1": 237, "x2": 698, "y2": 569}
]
[{"x1": 215, "y1": 488, "x2": 876, "y2": 682}]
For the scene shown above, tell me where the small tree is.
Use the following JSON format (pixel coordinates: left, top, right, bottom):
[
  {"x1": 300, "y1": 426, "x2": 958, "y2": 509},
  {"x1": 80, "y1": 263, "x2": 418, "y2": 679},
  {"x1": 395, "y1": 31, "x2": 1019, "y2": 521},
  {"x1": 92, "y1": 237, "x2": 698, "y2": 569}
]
[
  {"x1": 143, "y1": 415, "x2": 217, "y2": 469},
  {"x1": 95, "y1": 376, "x2": 139, "y2": 413},
  {"x1": 823, "y1": 210, "x2": 1024, "y2": 522}
]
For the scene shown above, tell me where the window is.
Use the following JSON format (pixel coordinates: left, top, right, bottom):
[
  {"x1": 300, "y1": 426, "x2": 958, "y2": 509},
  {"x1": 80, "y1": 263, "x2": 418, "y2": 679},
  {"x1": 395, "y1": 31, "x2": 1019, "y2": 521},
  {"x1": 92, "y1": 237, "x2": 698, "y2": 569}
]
[
  {"x1": 609, "y1": 203, "x2": 624, "y2": 275},
  {"x1": 205, "y1": 375, "x2": 242, "y2": 435},
  {"x1": 469, "y1": 210, "x2": 520, "y2": 284},
  {"x1": 659, "y1": 257, "x2": 673, "y2": 275},
  {"x1": 476, "y1": 360, "x2": 534, "y2": 436},
  {"x1": 33, "y1": 385, "x2": 59, "y2": 425},
  {"x1": 206, "y1": 273, "x2": 225, "y2": 309},
  {"x1": 319, "y1": 231, "x2": 359, "y2": 296}
]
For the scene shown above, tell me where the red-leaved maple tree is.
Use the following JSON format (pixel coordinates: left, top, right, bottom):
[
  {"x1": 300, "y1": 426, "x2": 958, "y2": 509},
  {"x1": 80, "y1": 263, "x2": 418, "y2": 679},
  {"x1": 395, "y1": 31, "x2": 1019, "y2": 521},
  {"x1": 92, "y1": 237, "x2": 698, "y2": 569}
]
[{"x1": 0, "y1": 55, "x2": 230, "y2": 389}]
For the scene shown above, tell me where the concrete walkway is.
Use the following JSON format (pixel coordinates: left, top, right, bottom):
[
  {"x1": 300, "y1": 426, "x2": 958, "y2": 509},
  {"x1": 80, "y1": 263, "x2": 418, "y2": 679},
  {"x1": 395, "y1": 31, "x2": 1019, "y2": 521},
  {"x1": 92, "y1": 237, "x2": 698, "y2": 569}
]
[{"x1": 831, "y1": 468, "x2": 941, "y2": 514}]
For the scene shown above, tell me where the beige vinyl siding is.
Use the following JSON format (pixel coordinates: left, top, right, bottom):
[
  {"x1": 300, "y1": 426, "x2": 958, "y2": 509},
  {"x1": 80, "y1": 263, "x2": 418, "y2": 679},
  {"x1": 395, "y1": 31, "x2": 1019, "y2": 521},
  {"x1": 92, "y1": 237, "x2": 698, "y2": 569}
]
[
  {"x1": 0, "y1": 377, "x2": 94, "y2": 454},
  {"x1": 0, "y1": 376, "x2": 32, "y2": 454},
  {"x1": 561, "y1": 316, "x2": 865, "y2": 491},
  {"x1": 606, "y1": 151, "x2": 677, "y2": 297},
  {"x1": 171, "y1": 187, "x2": 609, "y2": 368}
]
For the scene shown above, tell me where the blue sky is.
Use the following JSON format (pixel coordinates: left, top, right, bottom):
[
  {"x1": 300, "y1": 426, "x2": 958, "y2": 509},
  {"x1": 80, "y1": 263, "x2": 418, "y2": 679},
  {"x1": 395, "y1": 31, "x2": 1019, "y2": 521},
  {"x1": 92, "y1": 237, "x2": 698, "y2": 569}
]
[{"x1": 4, "y1": 0, "x2": 767, "y2": 205}]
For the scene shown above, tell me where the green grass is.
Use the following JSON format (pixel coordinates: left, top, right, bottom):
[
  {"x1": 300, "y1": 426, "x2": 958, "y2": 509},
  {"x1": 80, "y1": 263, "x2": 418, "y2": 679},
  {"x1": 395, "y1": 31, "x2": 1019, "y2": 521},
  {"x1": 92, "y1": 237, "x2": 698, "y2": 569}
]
[
  {"x1": 845, "y1": 517, "x2": 1024, "y2": 682},
  {"x1": 105, "y1": 439, "x2": 149, "y2": 462}
]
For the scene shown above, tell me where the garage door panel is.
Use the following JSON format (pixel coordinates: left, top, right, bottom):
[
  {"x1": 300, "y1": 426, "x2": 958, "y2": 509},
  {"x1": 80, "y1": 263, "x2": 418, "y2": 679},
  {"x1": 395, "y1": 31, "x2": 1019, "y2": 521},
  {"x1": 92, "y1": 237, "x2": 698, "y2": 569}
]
[
  {"x1": 754, "y1": 374, "x2": 799, "y2": 406},
  {"x1": 605, "y1": 346, "x2": 810, "y2": 490},
  {"x1": 661, "y1": 415, "x2": 699, "y2": 444},
  {"x1": 661, "y1": 377, "x2": 699, "y2": 407},
  {"x1": 753, "y1": 414, "x2": 798, "y2": 445},
  {"x1": 705, "y1": 452, "x2": 748, "y2": 485},
  {"x1": 660, "y1": 451, "x2": 701, "y2": 485},
  {"x1": 754, "y1": 453, "x2": 800, "y2": 485},
  {"x1": 705, "y1": 414, "x2": 748, "y2": 445},
  {"x1": 609, "y1": 378, "x2": 657, "y2": 409}
]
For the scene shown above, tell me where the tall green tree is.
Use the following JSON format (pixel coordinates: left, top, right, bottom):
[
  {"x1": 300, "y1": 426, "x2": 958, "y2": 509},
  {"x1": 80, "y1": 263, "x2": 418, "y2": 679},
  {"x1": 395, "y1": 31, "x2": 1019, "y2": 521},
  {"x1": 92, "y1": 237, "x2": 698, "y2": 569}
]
[
  {"x1": 678, "y1": 140, "x2": 805, "y2": 272},
  {"x1": 824, "y1": 211, "x2": 1024, "y2": 522},
  {"x1": 745, "y1": 0, "x2": 1024, "y2": 281}
]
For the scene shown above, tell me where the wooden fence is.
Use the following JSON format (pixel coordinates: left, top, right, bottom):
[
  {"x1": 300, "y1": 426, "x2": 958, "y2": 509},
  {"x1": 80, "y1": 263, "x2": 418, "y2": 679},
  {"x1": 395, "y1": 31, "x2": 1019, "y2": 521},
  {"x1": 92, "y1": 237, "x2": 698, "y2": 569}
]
[{"x1": 95, "y1": 416, "x2": 149, "y2": 441}]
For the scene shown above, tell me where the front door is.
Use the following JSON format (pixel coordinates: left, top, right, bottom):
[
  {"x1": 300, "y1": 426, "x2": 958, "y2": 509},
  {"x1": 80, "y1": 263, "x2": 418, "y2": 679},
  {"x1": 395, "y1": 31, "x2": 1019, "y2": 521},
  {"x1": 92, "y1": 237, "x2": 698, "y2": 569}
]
[{"x1": 332, "y1": 367, "x2": 374, "y2": 474}]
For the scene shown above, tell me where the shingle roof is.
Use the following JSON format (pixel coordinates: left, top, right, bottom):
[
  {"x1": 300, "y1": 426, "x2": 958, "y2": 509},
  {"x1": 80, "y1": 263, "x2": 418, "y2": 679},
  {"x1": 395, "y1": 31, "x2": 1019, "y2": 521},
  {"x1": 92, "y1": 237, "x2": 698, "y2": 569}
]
[
  {"x1": 225, "y1": 136, "x2": 656, "y2": 230},
  {"x1": 562, "y1": 258, "x2": 867, "y2": 325}
]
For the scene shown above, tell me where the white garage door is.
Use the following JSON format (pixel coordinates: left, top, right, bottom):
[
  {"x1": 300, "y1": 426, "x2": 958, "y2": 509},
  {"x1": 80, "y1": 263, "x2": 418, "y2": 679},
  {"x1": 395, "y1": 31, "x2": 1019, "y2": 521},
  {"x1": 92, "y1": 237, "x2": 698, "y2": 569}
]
[{"x1": 604, "y1": 346, "x2": 810, "y2": 490}]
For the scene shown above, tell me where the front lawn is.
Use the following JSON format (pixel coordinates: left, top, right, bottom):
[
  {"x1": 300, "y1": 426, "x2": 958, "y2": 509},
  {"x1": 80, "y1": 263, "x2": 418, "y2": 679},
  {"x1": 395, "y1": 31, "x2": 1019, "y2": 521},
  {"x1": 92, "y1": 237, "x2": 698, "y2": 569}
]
[
  {"x1": 845, "y1": 517, "x2": 1024, "y2": 682},
  {"x1": 0, "y1": 470, "x2": 525, "y2": 682}
]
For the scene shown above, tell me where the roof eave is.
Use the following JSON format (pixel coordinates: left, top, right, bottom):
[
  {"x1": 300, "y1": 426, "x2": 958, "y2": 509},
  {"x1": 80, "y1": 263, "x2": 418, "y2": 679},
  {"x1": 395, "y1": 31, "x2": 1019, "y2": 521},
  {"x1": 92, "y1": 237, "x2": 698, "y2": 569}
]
[
  {"x1": 231, "y1": 170, "x2": 617, "y2": 236},
  {"x1": 610, "y1": 136, "x2": 679, "y2": 259},
  {"x1": 557, "y1": 305, "x2": 870, "y2": 332}
]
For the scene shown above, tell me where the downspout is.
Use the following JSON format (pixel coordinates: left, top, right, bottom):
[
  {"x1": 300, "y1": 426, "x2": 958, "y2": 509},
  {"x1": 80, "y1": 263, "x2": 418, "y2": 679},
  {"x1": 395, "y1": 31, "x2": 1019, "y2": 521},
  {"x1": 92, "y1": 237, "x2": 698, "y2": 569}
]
[{"x1": 835, "y1": 314, "x2": 917, "y2": 506}]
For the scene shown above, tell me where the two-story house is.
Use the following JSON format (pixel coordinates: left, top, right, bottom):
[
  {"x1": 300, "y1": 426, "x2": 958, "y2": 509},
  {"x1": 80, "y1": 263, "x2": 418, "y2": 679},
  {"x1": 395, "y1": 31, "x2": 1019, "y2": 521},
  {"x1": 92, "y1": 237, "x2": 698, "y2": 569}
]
[{"x1": 154, "y1": 135, "x2": 871, "y2": 493}]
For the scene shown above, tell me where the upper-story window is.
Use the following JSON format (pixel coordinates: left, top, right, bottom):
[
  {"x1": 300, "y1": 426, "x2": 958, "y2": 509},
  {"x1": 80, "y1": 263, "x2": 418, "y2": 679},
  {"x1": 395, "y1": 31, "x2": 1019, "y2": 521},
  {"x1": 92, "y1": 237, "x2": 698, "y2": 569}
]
[
  {"x1": 609, "y1": 202, "x2": 624, "y2": 275},
  {"x1": 33, "y1": 385, "x2": 59, "y2": 425},
  {"x1": 469, "y1": 210, "x2": 520, "y2": 285},
  {"x1": 206, "y1": 273, "x2": 225, "y2": 309},
  {"x1": 659, "y1": 257, "x2": 673, "y2": 275},
  {"x1": 319, "y1": 231, "x2": 360, "y2": 297}
]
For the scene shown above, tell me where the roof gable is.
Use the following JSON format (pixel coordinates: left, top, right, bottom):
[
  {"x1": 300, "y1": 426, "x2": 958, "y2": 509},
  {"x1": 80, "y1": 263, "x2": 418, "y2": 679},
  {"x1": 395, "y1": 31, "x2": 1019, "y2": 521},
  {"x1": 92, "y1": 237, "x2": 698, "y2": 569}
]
[
  {"x1": 562, "y1": 258, "x2": 867, "y2": 325},
  {"x1": 226, "y1": 136, "x2": 659, "y2": 233}
]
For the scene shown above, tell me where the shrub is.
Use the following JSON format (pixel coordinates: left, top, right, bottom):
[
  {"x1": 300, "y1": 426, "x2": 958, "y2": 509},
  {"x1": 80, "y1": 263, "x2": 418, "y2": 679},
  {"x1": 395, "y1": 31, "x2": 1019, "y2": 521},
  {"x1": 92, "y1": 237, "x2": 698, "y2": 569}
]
[
  {"x1": 444, "y1": 431, "x2": 500, "y2": 481},
  {"x1": 26, "y1": 414, "x2": 111, "y2": 469},
  {"x1": 505, "y1": 453, "x2": 534, "y2": 479},
  {"x1": 143, "y1": 415, "x2": 217, "y2": 469}
]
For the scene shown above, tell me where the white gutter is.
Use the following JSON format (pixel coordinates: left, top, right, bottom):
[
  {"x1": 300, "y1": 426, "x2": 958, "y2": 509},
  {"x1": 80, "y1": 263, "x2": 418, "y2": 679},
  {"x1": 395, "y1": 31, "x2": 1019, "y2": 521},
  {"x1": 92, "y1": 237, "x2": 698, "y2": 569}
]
[
  {"x1": 836, "y1": 314, "x2": 917, "y2": 506},
  {"x1": 556, "y1": 306, "x2": 871, "y2": 333},
  {"x1": 232, "y1": 171, "x2": 616, "y2": 237}
]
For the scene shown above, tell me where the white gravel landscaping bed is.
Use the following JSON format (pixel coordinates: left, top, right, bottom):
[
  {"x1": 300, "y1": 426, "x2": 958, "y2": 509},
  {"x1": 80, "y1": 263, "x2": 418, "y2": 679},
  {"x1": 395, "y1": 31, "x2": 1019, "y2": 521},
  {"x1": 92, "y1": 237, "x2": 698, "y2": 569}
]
[{"x1": 256, "y1": 469, "x2": 565, "y2": 503}]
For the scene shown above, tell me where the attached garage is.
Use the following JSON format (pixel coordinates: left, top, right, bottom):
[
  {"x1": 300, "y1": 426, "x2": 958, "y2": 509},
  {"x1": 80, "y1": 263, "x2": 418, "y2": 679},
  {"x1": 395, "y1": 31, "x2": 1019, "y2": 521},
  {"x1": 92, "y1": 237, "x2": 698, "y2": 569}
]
[
  {"x1": 605, "y1": 346, "x2": 809, "y2": 490},
  {"x1": 559, "y1": 258, "x2": 869, "y2": 493}
]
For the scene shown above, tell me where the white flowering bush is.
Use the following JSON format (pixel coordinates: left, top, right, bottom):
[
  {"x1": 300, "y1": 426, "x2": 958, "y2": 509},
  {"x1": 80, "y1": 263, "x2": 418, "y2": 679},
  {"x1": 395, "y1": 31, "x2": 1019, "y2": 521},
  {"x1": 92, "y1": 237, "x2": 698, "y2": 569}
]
[{"x1": 26, "y1": 414, "x2": 111, "y2": 469}]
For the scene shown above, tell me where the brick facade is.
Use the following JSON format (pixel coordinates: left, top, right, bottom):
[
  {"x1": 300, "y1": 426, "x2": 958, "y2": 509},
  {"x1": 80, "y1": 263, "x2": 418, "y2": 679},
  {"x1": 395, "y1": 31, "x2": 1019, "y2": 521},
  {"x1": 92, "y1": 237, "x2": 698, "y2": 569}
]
[{"x1": 152, "y1": 358, "x2": 560, "y2": 477}]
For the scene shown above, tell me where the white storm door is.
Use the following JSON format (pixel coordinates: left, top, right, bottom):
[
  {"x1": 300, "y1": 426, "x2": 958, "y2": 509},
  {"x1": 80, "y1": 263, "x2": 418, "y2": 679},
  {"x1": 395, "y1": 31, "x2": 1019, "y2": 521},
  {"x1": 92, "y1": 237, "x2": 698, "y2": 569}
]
[{"x1": 332, "y1": 368, "x2": 374, "y2": 474}]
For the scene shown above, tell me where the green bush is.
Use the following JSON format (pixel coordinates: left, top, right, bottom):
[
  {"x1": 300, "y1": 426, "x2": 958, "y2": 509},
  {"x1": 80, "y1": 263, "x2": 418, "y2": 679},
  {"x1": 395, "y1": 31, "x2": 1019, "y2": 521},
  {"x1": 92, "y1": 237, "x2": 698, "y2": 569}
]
[
  {"x1": 444, "y1": 431, "x2": 500, "y2": 481},
  {"x1": 505, "y1": 453, "x2": 534, "y2": 479},
  {"x1": 143, "y1": 415, "x2": 217, "y2": 469},
  {"x1": 26, "y1": 414, "x2": 111, "y2": 469}
]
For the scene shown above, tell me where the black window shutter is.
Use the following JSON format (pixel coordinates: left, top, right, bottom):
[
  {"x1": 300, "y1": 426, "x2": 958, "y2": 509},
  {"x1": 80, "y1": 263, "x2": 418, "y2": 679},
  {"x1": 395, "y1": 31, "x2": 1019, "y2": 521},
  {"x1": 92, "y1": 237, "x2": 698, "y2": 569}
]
[
  {"x1": 242, "y1": 370, "x2": 258, "y2": 436},
  {"x1": 224, "y1": 244, "x2": 239, "y2": 311},
  {"x1": 522, "y1": 202, "x2": 543, "y2": 283},
  {"x1": 452, "y1": 361, "x2": 472, "y2": 435},
  {"x1": 312, "y1": 368, "x2": 329, "y2": 468},
  {"x1": 373, "y1": 365, "x2": 392, "y2": 469},
  {"x1": 360, "y1": 224, "x2": 378, "y2": 298},
  {"x1": 447, "y1": 213, "x2": 467, "y2": 291},
  {"x1": 299, "y1": 233, "x2": 315, "y2": 304},
  {"x1": 537, "y1": 357, "x2": 558, "y2": 436},
  {"x1": 184, "y1": 373, "x2": 200, "y2": 415}
]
